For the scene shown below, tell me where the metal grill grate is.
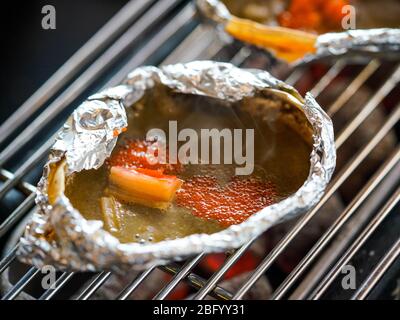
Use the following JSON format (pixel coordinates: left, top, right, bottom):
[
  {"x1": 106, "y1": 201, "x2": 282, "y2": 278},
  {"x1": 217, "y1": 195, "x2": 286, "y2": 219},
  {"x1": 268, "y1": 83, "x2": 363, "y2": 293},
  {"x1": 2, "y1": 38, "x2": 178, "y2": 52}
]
[{"x1": 0, "y1": 0, "x2": 399, "y2": 300}]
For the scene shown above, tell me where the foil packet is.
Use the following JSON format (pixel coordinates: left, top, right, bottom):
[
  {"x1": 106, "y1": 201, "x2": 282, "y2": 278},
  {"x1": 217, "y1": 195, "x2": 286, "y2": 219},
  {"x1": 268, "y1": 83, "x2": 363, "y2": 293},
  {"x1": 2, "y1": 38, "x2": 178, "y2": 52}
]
[
  {"x1": 197, "y1": 0, "x2": 400, "y2": 63},
  {"x1": 17, "y1": 61, "x2": 335, "y2": 272}
]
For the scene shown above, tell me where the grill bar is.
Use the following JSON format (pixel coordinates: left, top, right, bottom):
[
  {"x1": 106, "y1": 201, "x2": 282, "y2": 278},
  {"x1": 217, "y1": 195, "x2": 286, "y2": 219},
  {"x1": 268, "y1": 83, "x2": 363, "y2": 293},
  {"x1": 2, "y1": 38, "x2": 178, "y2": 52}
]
[
  {"x1": 103, "y1": 4, "x2": 195, "y2": 87},
  {"x1": 0, "y1": 193, "x2": 35, "y2": 237},
  {"x1": 162, "y1": 25, "x2": 223, "y2": 65},
  {"x1": 272, "y1": 146, "x2": 400, "y2": 299},
  {"x1": 75, "y1": 271, "x2": 112, "y2": 300},
  {"x1": 309, "y1": 60, "x2": 346, "y2": 97},
  {"x1": 153, "y1": 253, "x2": 205, "y2": 300},
  {"x1": 285, "y1": 68, "x2": 305, "y2": 86},
  {"x1": 0, "y1": 0, "x2": 154, "y2": 147},
  {"x1": 291, "y1": 159, "x2": 400, "y2": 299},
  {"x1": 160, "y1": 264, "x2": 233, "y2": 300},
  {"x1": 117, "y1": 266, "x2": 157, "y2": 300},
  {"x1": 0, "y1": 168, "x2": 36, "y2": 194},
  {"x1": 0, "y1": 0, "x2": 186, "y2": 168},
  {"x1": 352, "y1": 237, "x2": 400, "y2": 300},
  {"x1": 0, "y1": 138, "x2": 55, "y2": 200},
  {"x1": 39, "y1": 272, "x2": 74, "y2": 300},
  {"x1": 229, "y1": 47, "x2": 253, "y2": 66},
  {"x1": 0, "y1": 245, "x2": 18, "y2": 274},
  {"x1": 311, "y1": 187, "x2": 400, "y2": 299},
  {"x1": 335, "y1": 64, "x2": 400, "y2": 149},
  {"x1": 327, "y1": 59, "x2": 381, "y2": 116},
  {"x1": 1, "y1": 267, "x2": 40, "y2": 300},
  {"x1": 193, "y1": 237, "x2": 257, "y2": 300},
  {"x1": 233, "y1": 103, "x2": 400, "y2": 299}
]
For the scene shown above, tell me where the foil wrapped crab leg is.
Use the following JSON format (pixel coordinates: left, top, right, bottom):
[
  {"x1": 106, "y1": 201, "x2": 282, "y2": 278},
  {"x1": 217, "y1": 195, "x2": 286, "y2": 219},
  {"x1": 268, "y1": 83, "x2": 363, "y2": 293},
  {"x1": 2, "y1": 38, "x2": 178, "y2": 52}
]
[
  {"x1": 226, "y1": 17, "x2": 400, "y2": 63},
  {"x1": 198, "y1": 0, "x2": 400, "y2": 64}
]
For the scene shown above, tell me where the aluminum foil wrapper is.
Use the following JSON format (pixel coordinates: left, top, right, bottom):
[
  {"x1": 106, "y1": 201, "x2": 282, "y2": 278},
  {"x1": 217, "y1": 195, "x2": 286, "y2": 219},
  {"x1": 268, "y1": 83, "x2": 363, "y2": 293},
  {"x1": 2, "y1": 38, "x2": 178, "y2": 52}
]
[
  {"x1": 196, "y1": 0, "x2": 400, "y2": 63},
  {"x1": 315, "y1": 28, "x2": 400, "y2": 58},
  {"x1": 17, "y1": 61, "x2": 335, "y2": 273}
]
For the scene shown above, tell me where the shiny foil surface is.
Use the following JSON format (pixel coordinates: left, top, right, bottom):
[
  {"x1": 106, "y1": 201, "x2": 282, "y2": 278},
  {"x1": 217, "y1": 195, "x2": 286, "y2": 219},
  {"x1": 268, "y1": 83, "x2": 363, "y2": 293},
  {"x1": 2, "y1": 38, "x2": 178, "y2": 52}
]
[{"x1": 17, "y1": 61, "x2": 336, "y2": 272}]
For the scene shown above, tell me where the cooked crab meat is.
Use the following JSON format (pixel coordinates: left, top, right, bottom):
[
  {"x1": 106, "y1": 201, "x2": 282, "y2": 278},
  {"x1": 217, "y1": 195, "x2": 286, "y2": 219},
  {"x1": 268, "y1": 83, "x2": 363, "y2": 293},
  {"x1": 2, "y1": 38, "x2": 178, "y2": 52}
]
[{"x1": 107, "y1": 166, "x2": 183, "y2": 210}]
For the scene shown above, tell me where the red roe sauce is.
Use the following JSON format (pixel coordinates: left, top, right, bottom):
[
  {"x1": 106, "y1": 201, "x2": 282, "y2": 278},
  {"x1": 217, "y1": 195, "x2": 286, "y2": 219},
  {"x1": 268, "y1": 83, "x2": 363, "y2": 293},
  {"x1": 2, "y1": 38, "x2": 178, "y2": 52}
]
[
  {"x1": 107, "y1": 139, "x2": 277, "y2": 226},
  {"x1": 176, "y1": 176, "x2": 277, "y2": 227},
  {"x1": 107, "y1": 139, "x2": 182, "y2": 174}
]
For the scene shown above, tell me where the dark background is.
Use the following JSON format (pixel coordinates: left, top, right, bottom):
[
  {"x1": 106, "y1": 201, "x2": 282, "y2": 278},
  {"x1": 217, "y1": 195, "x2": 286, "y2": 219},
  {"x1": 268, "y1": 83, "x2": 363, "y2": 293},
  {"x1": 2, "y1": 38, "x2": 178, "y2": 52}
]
[{"x1": 0, "y1": 0, "x2": 128, "y2": 124}]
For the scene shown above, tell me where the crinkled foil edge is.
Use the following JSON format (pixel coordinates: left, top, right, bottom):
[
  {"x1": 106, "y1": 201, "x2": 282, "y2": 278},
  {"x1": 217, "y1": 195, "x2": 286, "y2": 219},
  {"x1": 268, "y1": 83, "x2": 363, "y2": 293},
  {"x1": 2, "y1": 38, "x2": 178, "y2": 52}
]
[
  {"x1": 196, "y1": 0, "x2": 400, "y2": 63},
  {"x1": 17, "y1": 61, "x2": 336, "y2": 272}
]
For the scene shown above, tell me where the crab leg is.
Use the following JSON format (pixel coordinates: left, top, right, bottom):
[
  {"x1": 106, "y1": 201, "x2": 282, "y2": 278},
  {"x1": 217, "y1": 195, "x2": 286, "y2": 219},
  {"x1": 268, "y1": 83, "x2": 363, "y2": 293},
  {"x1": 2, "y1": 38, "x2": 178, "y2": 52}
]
[
  {"x1": 225, "y1": 16, "x2": 318, "y2": 62},
  {"x1": 107, "y1": 166, "x2": 183, "y2": 210}
]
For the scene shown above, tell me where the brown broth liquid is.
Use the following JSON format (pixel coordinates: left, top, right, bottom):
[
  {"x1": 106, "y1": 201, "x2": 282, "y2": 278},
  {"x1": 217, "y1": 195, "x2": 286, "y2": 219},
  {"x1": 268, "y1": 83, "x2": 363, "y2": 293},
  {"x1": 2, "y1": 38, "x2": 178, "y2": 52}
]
[{"x1": 65, "y1": 87, "x2": 312, "y2": 243}]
